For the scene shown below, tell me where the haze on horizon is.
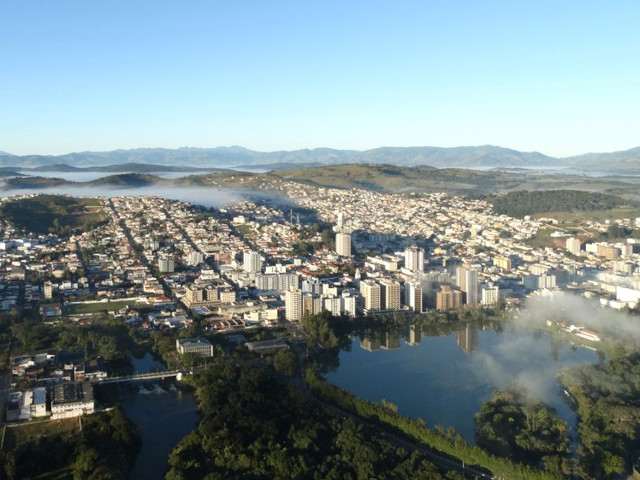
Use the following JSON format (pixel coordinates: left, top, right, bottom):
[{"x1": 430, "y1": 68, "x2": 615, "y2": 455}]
[{"x1": 1, "y1": 1, "x2": 639, "y2": 157}]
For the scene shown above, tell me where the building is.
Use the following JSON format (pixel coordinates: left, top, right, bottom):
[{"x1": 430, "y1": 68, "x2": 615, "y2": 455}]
[
  {"x1": 285, "y1": 288, "x2": 303, "y2": 321},
  {"x1": 243, "y1": 250, "x2": 263, "y2": 274},
  {"x1": 597, "y1": 244, "x2": 620, "y2": 259},
  {"x1": 360, "y1": 279, "x2": 381, "y2": 313},
  {"x1": 43, "y1": 281, "x2": 53, "y2": 300},
  {"x1": 436, "y1": 285, "x2": 463, "y2": 311},
  {"x1": 255, "y1": 272, "x2": 299, "y2": 292},
  {"x1": 408, "y1": 324, "x2": 421, "y2": 346},
  {"x1": 404, "y1": 245, "x2": 425, "y2": 273},
  {"x1": 51, "y1": 382, "x2": 95, "y2": 420},
  {"x1": 335, "y1": 232, "x2": 352, "y2": 257},
  {"x1": 31, "y1": 387, "x2": 48, "y2": 418},
  {"x1": 481, "y1": 285, "x2": 500, "y2": 306},
  {"x1": 303, "y1": 293, "x2": 322, "y2": 317},
  {"x1": 379, "y1": 279, "x2": 401, "y2": 310},
  {"x1": 176, "y1": 337, "x2": 214, "y2": 357},
  {"x1": 405, "y1": 281, "x2": 423, "y2": 312},
  {"x1": 158, "y1": 254, "x2": 175, "y2": 273},
  {"x1": 493, "y1": 255, "x2": 513, "y2": 271},
  {"x1": 565, "y1": 237, "x2": 582, "y2": 256},
  {"x1": 456, "y1": 266, "x2": 479, "y2": 305},
  {"x1": 187, "y1": 250, "x2": 205, "y2": 266}
]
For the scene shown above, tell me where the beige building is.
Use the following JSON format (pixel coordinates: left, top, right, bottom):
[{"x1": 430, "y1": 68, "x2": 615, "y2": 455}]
[
  {"x1": 436, "y1": 285, "x2": 463, "y2": 311},
  {"x1": 360, "y1": 279, "x2": 381, "y2": 312},
  {"x1": 379, "y1": 279, "x2": 401, "y2": 310},
  {"x1": 335, "y1": 232, "x2": 352, "y2": 257}
]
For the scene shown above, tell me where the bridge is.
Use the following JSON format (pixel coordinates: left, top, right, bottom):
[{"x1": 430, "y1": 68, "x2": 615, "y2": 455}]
[{"x1": 97, "y1": 370, "x2": 184, "y2": 385}]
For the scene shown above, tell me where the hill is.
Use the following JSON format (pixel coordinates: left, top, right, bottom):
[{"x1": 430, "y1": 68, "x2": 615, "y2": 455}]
[
  {"x1": 0, "y1": 195, "x2": 106, "y2": 235},
  {"x1": 487, "y1": 190, "x2": 635, "y2": 218},
  {"x1": 3, "y1": 144, "x2": 640, "y2": 172},
  {"x1": 2, "y1": 173, "x2": 164, "y2": 189}
]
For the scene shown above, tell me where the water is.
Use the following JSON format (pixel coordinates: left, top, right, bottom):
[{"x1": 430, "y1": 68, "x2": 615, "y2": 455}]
[
  {"x1": 16, "y1": 170, "x2": 192, "y2": 182},
  {"x1": 326, "y1": 324, "x2": 599, "y2": 442},
  {"x1": 100, "y1": 353, "x2": 199, "y2": 480}
]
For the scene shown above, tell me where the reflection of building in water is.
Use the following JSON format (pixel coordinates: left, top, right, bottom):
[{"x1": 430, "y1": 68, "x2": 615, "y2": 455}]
[
  {"x1": 381, "y1": 331, "x2": 401, "y2": 350},
  {"x1": 456, "y1": 325, "x2": 478, "y2": 353},
  {"x1": 360, "y1": 336, "x2": 381, "y2": 352},
  {"x1": 408, "y1": 324, "x2": 421, "y2": 346}
]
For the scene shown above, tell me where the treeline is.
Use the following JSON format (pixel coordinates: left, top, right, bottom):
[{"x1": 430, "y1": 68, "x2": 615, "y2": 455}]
[
  {"x1": 561, "y1": 353, "x2": 640, "y2": 479},
  {"x1": 0, "y1": 408, "x2": 140, "y2": 480},
  {"x1": 305, "y1": 370, "x2": 562, "y2": 480},
  {"x1": 166, "y1": 355, "x2": 462, "y2": 480},
  {"x1": 475, "y1": 390, "x2": 571, "y2": 475},
  {"x1": 487, "y1": 190, "x2": 629, "y2": 217}
]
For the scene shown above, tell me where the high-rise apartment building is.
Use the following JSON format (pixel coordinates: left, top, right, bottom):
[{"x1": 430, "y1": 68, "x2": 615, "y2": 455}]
[
  {"x1": 335, "y1": 232, "x2": 352, "y2": 257},
  {"x1": 284, "y1": 288, "x2": 303, "y2": 321},
  {"x1": 158, "y1": 254, "x2": 175, "y2": 273},
  {"x1": 379, "y1": 279, "x2": 401, "y2": 310},
  {"x1": 360, "y1": 279, "x2": 381, "y2": 313},
  {"x1": 243, "y1": 251, "x2": 263, "y2": 274},
  {"x1": 436, "y1": 285, "x2": 463, "y2": 311},
  {"x1": 405, "y1": 281, "x2": 423, "y2": 312},
  {"x1": 404, "y1": 245, "x2": 425, "y2": 273},
  {"x1": 456, "y1": 265, "x2": 479, "y2": 305}
]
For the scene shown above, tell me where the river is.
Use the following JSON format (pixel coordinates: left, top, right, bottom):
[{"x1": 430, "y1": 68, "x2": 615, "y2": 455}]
[
  {"x1": 326, "y1": 324, "x2": 600, "y2": 443},
  {"x1": 98, "y1": 353, "x2": 199, "y2": 480}
]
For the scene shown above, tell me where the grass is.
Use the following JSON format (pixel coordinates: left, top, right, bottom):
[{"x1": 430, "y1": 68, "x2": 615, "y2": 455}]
[{"x1": 65, "y1": 299, "x2": 146, "y2": 315}]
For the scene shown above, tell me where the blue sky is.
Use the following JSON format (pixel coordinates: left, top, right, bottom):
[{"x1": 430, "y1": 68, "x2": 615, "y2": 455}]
[{"x1": 1, "y1": 0, "x2": 638, "y2": 156}]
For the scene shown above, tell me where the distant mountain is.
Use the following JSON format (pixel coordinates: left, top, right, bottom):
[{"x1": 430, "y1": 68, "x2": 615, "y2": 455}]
[
  {"x1": 30, "y1": 162, "x2": 222, "y2": 173},
  {"x1": 2, "y1": 145, "x2": 640, "y2": 172},
  {"x1": 565, "y1": 147, "x2": 640, "y2": 173}
]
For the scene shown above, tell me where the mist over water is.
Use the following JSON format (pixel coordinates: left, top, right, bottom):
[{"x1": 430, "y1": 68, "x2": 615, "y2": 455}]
[{"x1": 1, "y1": 184, "x2": 248, "y2": 208}]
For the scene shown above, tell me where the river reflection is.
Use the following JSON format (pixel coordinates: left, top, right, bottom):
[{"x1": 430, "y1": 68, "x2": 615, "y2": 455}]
[{"x1": 326, "y1": 323, "x2": 600, "y2": 442}]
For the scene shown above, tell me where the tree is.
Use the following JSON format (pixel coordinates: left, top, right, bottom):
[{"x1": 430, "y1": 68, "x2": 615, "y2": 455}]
[{"x1": 273, "y1": 349, "x2": 297, "y2": 376}]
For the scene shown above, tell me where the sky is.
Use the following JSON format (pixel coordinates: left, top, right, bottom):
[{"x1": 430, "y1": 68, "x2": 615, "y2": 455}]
[{"x1": 1, "y1": 0, "x2": 639, "y2": 157}]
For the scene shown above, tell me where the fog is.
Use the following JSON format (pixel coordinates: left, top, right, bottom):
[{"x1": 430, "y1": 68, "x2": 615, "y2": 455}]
[
  {"x1": 1, "y1": 185, "x2": 246, "y2": 209},
  {"x1": 516, "y1": 291, "x2": 640, "y2": 343}
]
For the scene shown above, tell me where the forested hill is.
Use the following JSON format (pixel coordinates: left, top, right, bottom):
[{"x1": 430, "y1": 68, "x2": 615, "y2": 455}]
[{"x1": 487, "y1": 190, "x2": 633, "y2": 217}]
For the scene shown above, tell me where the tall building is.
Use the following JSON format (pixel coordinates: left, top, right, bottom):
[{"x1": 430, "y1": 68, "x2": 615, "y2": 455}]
[
  {"x1": 379, "y1": 279, "x2": 401, "y2": 310},
  {"x1": 284, "y1": 288, "x2": 303, "y2": 322},
  {"x1": 405, "y1": 281, "x2": 423, "y2": 312},
  {"x1": 436, "y1": 285, "x2": 463, "y2": 311},
  {"x1": 481, "y1": 285, "x2": 500, "y2": 306},
  {"x1": 302, "y1": 293, "x2": 322, "y2": 316},
  {"x1": 243, "y1": 251, "x2": 263, "y2": 274},
  {"x1": 335, "y1": 232, "x2": 352, "y2": 257},
  {"x1": 158, "y1": 254, "x2": 175, "y2": 273},
  {"x1": 565, "y1": 237, "x2": 582, "y2": 256},
  {"x1": 404, "y1": 245, "x2": 425, "y2": 273},
  {"x1": 456, "y1": 266, "x2": 479, "y2": 305},
  {"x1": 187, "y1": 250, "x2": 205, "y2": 266},
  {"x1": 43, "y1": 281, "x2": 53, "y2": 300},
  {"x1": 360, "y1": 279, "x2": 381, "y2": 313}
]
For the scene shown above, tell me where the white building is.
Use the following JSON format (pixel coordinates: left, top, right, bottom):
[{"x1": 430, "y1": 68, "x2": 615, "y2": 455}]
[
  {"x1": 404, "y1": 246, "x2": 425, "y2": 273},
  {"x1": 335, "y1": 232, "x2": 352, "y2": 257},
  {"x1": 285, "y1": 288, "x2": 303, "y2": 321},
  {"x1": 481, "y1": 285, "x2": 500, "y2": 306},
  {"x1": 243, "y1": 251, "x2": 263, "y2": 274},
  {"x1": 405, "y1": 281, "x2": 423, "y2": 312}
]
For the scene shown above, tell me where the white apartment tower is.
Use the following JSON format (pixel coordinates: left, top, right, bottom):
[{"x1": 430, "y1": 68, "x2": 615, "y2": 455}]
[
  {"x1": 243, "y1": 251, "x2": 263, "y2": 274},
  {"x1": 285, "y1": 288, "x2": 303, "y2": 321},
  {"x1": 404, "y1": 245, "x2": 425, "y2": 273},
  {"x1": 335, "y1": 232, "x2": 352, "y2": 257}
]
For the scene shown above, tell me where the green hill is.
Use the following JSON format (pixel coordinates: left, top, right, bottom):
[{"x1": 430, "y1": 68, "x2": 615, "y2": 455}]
[{"x1": 0, "y1": 195, "x2": 107, "y2": 235}]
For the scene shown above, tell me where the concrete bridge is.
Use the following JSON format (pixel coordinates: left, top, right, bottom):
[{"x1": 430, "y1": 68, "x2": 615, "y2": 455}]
[{"x1": 97, "y1": 370, "x2": 183, "y2": 385}]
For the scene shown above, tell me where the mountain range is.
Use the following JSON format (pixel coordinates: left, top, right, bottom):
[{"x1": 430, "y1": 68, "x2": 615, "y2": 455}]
[{"x1": 1, "y1": 145, "x2": 639, "y2": 173}]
